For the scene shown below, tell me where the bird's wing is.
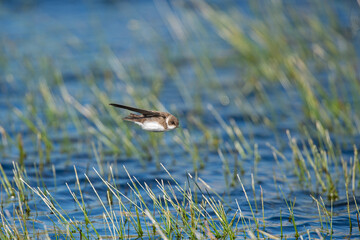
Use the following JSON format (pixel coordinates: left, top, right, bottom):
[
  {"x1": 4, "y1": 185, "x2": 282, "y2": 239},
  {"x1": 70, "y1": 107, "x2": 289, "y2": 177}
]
[{"x1": 109, "y1": 103, "x2": 161, "y2": 116}]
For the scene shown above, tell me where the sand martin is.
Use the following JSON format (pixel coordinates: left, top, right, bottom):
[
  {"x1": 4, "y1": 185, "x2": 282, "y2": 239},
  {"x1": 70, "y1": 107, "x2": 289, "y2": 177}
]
[{"x1": 110, "y1": 103, "x2": 179, "y2": 132}]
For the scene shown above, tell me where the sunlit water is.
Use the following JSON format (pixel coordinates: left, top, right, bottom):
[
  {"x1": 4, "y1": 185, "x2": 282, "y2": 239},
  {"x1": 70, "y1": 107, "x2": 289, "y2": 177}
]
[{"x1": 1, "y1": 0, "x2": 360, "y2": 239}]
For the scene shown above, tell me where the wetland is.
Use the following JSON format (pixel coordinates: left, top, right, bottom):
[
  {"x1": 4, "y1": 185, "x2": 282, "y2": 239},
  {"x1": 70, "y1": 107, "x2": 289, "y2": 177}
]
[{"x1": 0, "y1": 0, "x2": 360, "y2": 239}]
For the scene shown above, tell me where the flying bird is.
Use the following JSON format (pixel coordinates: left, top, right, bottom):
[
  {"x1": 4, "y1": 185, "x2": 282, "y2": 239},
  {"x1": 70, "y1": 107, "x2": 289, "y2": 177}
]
[{"x1": 109, "y1": 103, "x2": 179, "y2": 132}]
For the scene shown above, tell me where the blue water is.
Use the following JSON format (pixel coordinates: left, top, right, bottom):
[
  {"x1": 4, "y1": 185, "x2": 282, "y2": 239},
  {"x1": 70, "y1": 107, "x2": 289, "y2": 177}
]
[{"x1": 1, "y1": 0, "x2": 360, "y2": 239}]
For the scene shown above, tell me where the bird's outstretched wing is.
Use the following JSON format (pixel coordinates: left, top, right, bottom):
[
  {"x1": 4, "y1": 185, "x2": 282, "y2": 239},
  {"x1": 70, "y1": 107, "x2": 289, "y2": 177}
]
[{"x1": 109, "y1": 103, "x2": 161, "y2": 117}]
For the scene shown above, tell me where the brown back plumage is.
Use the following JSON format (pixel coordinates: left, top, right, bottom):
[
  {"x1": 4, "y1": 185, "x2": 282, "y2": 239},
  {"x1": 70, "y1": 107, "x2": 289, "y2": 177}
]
[{"x1": 124, "y1": 114, "x2": 168, "y2": 129}]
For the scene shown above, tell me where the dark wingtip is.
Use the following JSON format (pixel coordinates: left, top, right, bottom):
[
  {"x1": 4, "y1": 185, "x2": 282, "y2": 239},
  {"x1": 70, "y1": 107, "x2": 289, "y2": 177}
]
[{"x1": 109, "y1": 103, "x2": 119, "y2": 107}]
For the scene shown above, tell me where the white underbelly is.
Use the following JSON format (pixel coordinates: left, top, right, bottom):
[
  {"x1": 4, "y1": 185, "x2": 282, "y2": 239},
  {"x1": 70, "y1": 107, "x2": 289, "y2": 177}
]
[{"x1": 138, "y1": 121, "x2": 165, "y2": 132}]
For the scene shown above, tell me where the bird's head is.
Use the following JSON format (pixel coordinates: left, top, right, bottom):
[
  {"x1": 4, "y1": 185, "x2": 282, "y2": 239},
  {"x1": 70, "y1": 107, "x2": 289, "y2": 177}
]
[{"x1": 166, "y1": 115, "x2": 179, "y2": 130}]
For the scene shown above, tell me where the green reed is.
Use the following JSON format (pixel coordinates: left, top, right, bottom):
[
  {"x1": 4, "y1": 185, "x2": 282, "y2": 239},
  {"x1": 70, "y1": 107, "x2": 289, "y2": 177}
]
[{"x1": 197, "y1": 0, "x2": 360, "y2": 135}]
